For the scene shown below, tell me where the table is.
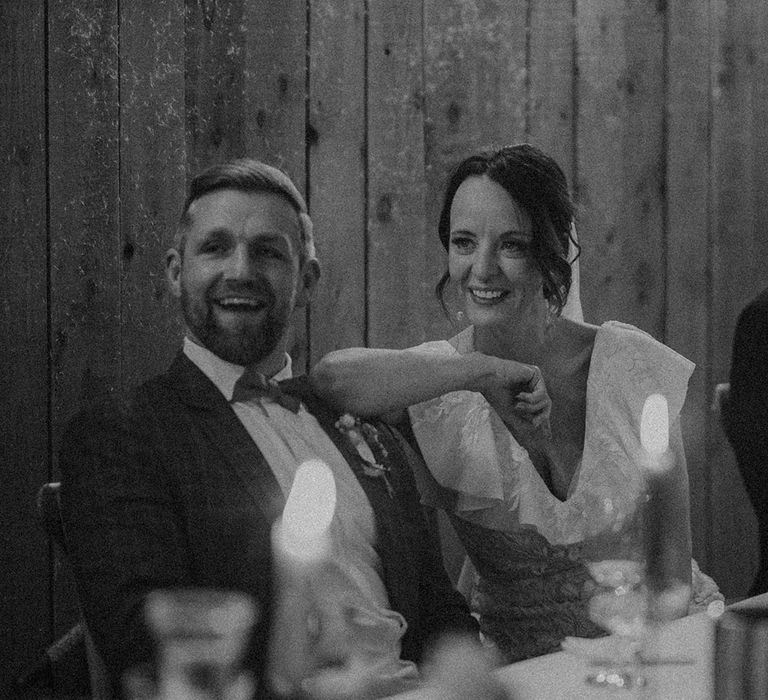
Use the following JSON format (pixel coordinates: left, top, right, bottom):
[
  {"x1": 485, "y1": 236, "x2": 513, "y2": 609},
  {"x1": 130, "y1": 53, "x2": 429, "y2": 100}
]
[
  {"x1": 389, "y1": 594, "x2": 768, "y2": 699},
  {"x1": 496, "y1": 593, "x2": 768, "y2": 699},
  {"x1": 497, "y1": 611, "x2": 714, "y2": 699}
]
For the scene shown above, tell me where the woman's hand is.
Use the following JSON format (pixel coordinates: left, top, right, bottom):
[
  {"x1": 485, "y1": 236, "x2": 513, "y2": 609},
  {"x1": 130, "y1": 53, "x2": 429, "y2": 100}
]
[{"x1": 478, "y1": 358, "x2": 553, "y2": 450}]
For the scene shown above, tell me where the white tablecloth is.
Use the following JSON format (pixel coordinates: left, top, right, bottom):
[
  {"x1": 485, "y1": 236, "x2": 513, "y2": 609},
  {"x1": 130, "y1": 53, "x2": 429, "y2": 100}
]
[
  {"x1": 390, "y1": 594, "x2": 768, "y2": 699},
  {"x1": 496, "y1": 611, "x2": 715, "y2": 699}
]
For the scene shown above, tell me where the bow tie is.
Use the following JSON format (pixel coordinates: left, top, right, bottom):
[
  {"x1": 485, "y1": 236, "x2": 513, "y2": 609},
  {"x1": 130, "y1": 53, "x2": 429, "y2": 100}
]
[{"x1": 231, "y1": 368, "x2": 302, "y2": 413}]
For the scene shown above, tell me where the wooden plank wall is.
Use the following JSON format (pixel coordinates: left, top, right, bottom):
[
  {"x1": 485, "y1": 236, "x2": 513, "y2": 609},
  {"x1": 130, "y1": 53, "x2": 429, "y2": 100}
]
[{"x1": 2, "y1": 0, "x2": 767, "y2": 688}]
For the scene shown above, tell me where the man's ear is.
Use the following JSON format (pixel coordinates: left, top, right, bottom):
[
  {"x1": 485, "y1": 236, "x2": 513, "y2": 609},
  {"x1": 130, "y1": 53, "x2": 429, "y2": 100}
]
[
  {"x1": 295, "y1": 258, "x2": 321, "y2": 308},
  {"x1": 165, "y1": 248, "x2": 183, "y2": 299}
]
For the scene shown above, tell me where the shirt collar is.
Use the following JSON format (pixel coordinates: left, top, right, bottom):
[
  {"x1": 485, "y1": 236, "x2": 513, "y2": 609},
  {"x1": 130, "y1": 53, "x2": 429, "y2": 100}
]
[{"x1": 183, "y1": 336, "x2": 293, "y2": 401}]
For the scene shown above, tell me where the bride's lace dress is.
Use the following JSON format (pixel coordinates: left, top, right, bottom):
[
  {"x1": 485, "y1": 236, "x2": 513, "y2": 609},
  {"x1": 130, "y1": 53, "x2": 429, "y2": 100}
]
[{"x1": 408, "y1": 321, "x2": 719, "y2": 662}]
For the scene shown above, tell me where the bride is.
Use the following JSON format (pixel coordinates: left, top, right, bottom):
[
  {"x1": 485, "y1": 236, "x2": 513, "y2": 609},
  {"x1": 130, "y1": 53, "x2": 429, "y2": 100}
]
[{"x1": 311, "y1": 144, "x2": 721, "y2": 661}]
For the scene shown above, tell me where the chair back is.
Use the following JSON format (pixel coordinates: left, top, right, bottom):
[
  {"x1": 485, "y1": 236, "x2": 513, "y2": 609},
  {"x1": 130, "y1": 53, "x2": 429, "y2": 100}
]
[
  {"x1": 37, "y1": 481, "x2": 67, "y2": 554},
  {"x1": 36, "y1": 481, "x2": 112, "y2": 698}
]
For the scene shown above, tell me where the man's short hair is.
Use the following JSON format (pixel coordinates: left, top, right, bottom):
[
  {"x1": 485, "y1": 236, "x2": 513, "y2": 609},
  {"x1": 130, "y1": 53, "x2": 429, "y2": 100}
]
[{"x1": 175, "y1": 159, "x2": 316, "y2": 262}]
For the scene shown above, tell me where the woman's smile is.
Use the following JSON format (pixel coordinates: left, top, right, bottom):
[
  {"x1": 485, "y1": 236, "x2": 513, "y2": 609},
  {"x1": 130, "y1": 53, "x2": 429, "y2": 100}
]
[{"x1": 467, "y1": 287, "x2": 510, "y2": 304}]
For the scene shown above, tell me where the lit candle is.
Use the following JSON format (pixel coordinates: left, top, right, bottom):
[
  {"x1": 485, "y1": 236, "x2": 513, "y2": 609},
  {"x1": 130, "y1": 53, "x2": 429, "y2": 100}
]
[
  {"x1": 640, "y1": 393, "x2": 676, "y2": 598},
  {"x1": 267, "y1": 459, "x2": 337, "y2": 695}
]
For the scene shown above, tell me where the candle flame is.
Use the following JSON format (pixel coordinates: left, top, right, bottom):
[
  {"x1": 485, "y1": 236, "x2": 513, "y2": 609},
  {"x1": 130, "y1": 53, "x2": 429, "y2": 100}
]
[
  {"x1": 280, "y1": 460, "x2": 336, "y2": 559},
  {"x1": 640, "y1": 393, "x2": 669, "y2": 457}
]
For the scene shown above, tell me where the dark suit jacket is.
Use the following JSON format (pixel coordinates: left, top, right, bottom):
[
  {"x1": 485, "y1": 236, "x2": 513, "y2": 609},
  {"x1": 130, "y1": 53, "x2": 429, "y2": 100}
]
[
  {"x1": 59, "y1": 352, "x2": 475, "y2": 695},
  {"x1": 727, "y1": 287, "x2": 768, "y2": 593}
]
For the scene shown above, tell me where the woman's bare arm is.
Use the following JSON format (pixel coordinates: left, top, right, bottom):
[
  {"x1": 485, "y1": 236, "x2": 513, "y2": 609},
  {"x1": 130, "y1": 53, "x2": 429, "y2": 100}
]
[{"x1": 310, "y1": 347, "x2": 537, "y2": 419}]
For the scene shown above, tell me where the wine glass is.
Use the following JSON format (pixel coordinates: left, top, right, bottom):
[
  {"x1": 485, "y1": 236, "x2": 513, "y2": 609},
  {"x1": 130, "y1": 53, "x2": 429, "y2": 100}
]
[{"x1": 584, "y1": 558, "x2": 648, "y2": 690}]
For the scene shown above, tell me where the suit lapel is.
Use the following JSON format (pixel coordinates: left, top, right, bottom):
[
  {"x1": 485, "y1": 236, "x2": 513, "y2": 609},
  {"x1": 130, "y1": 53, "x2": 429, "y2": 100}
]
[{"x1": 165, "y1": 352, "x2": 285, "y2": 523}]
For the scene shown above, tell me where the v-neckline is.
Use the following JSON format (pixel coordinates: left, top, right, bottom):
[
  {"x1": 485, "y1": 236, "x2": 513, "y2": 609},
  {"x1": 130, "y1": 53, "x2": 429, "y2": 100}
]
[{"x1": 458, "y1": 323, "x2": 601, "y2": 505}]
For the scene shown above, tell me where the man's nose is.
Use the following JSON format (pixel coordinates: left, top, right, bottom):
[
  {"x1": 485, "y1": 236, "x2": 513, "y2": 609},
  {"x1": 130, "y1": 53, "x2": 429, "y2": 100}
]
[{"x1": 224, "y1": 244, "x2": 252, "y2": 279}]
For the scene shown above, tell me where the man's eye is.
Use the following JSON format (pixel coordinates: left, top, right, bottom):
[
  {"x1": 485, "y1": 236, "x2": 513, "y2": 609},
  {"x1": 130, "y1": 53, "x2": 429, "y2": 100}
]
[
  {"x1": 253, "y1": 246, "x2": 285, "y2": 260},
  {"x1": 450, "y1": 236, "x2": 474, "y2": 252},
  {"x1": 199, "y1": 240, "x2": 227, "y2": 254}
]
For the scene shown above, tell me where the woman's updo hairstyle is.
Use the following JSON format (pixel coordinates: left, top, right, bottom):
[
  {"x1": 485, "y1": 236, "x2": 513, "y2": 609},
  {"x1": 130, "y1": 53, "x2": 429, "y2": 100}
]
[{"x1": 436, "y1": 143, "x2": 577, "y2": 315}]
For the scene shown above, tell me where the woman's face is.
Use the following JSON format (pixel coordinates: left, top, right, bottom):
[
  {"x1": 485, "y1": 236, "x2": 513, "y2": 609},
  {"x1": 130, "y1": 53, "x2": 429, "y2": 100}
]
[{"x1": 448, "y1": 175, "x2": 545, "y2": 330}]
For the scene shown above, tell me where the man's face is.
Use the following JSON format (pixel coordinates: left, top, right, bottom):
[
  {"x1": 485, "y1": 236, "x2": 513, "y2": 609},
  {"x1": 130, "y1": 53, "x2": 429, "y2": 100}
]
[{"x1": 166, "y1": 188, "x2": 317, "y2": 368}]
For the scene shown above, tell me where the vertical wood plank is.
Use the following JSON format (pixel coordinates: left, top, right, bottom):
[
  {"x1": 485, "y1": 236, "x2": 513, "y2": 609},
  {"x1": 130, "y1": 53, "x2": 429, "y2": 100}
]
[
  {"x1": 528, "y1": 0, "x2": 576, "y2": 187},
  {"x1": 307, "y1": 1, "x2": 366, "y2": 364},
  {"x1": 367, "y1": 0, "x2": 428, "y2": 348},
  {"x1": 665, "y1": 0, "x2": 716, "y2": 575},
  {"x1": 120, "y1": 0, "x2": 186, "y2": 389},
  {"x1": 708, "y1": 0, "x2": 763, "y2": 598},
  {"x1": 48, "y1": 0, "x2": 121, "y2": 640},
  {"x1": 422, "y1": 0, "x2": 528, "y2": 343},
  {"x1": 241, "y1": 1, "x2": 307, "y2": 178},
  {"x1": 0, "y1": 1, "x2": 50, "y2": 687},
  {"x1": 575, "y1": 0, "x2": 665, "y2": 336},
  {"x1": 185, "y1": 0, "x2": 247, "y2": 174}
]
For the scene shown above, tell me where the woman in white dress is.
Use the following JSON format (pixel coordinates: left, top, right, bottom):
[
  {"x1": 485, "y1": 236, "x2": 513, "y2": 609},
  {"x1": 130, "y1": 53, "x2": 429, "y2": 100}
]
[{"x1": 311, "y1": 144, "x2": 720, "y2": 661}]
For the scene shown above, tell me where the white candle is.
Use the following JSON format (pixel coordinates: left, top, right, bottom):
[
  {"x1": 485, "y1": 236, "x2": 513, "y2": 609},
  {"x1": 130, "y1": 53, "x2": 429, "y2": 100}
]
[
  {"x1": 640, "y1": 394, "x2": 675, "y2": 597},
  {"x1": 268, "y1": 460, "x2": 337, "y2": 695}
]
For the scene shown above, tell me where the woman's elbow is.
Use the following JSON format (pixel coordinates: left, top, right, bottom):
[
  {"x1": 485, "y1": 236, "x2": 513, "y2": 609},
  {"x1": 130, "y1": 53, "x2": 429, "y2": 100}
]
[{"x1": 310, "y1": 351, "x2": 369, "y2": 413}]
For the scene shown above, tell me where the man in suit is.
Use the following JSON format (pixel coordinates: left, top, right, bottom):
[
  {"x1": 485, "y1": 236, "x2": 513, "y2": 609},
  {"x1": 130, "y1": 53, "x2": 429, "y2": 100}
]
[
  {"x1": 59, "y1": 159, "x2": 476, "y2": 697},
  {"x1": 725, "y1": 286, "x2": 768, "y2": 596}
]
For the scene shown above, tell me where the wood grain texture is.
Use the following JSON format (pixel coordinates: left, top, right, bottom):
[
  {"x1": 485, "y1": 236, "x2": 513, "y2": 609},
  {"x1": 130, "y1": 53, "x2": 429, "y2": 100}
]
[
  {"x1": 307, "y1": 0, "x2": 366, "y2": 364},
  {"x1": 528, "y1": 0, "x2": 576, "y2": 187},
  {"x1": 48, "y1": 0, "x2": 121, "y2": 431},
  {"x1": 576, "y1": 0, "x2": 666, "y2": 336},
  {"x1": 120, "y1": 0, "x2": 186, "y2": 389},
  {"x1": 367, "y1": 0, "x2": 428, "y2": 348},
  {"x1": 665, "y1": 0, "x2": 717, "y2": 575},
  {"x1": 185, "y1": 0, "x2": 248, "y2": 173},
  {"x1": 0, "y1": 1, "x2": 50, "y2": 688}
]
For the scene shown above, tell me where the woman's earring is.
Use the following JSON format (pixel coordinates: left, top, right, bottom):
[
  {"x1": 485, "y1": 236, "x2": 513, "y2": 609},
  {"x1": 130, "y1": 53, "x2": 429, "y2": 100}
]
[
  {"x1": 545, "y1": 304, "x2": 557, "y2": 331},
  {"x1": 456, "y1": 310, "x2": 465, "y2": 321}
]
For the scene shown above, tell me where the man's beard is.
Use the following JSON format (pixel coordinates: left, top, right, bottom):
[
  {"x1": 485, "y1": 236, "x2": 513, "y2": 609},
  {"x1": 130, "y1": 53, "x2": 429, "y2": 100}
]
[{"x1": 181, "y1": 280, "x2": 290, "y2": 367}]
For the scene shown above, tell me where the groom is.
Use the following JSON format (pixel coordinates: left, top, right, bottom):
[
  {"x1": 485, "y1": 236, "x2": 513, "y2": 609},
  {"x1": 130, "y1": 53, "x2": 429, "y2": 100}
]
[{"x1": 58, "y1": 158, "x2": 476, "y2": 695}]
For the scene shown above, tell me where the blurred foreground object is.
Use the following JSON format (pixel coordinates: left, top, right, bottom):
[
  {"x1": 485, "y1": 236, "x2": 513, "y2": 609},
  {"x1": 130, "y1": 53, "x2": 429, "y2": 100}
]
[
  {"x1": 269, "y1": 460, "x2": 420, "y2": 699},
  {"x1": 715, "y1": 605, "x2": 768, "y2": 699},
  {"x1": 414, "y1": 635, "x2": 508, "y2": 700},
  {"x1": 142, "y1": 588, "x2": 256, "y2": 700}
]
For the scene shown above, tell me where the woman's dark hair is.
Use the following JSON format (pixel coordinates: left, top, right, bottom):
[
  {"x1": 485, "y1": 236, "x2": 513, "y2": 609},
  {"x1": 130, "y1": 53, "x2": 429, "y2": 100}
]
[{"x1": 436, "y1": 143, "x2": 578, "y2": 315}]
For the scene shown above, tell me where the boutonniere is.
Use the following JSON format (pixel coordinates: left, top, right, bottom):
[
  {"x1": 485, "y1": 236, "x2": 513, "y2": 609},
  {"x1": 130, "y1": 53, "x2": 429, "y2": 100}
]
[{"x1": 335, "y1": 414, "x2": 394, "y2": 497}]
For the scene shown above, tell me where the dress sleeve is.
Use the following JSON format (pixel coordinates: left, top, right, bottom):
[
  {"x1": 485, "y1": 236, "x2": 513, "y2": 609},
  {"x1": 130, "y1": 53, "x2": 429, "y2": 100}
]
[
  {"x1": 589, "y1": 322, "x2": 695, "y2": 484},
  {"x1": 406, "y1": 340, "x2": 526, "y2": 515}
]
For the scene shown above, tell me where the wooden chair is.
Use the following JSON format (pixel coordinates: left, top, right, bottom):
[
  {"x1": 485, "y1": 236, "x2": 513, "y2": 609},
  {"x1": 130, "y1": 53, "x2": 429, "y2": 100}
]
[{"x1": 35, "y1": 482, "x2": 111, "y2": 699}]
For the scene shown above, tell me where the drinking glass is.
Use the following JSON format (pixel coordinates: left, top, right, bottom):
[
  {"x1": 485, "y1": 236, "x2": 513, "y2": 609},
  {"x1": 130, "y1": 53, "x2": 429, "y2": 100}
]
[
  {"x1": 144, "y1": 588, "x2": 257, "y2": 700},
  {"x1": 584, "y1": 558, "x2": 648, "y2": 690}
]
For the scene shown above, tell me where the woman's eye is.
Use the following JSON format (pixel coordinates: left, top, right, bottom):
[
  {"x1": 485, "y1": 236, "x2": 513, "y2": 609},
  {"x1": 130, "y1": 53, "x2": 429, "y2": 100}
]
[{"x1": 500, "y1": 240, "x2": 529, "y2": 257}]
